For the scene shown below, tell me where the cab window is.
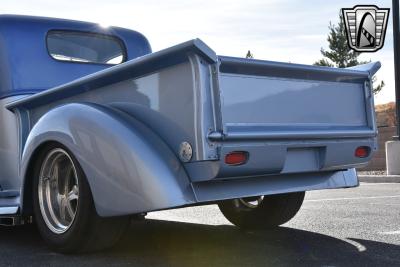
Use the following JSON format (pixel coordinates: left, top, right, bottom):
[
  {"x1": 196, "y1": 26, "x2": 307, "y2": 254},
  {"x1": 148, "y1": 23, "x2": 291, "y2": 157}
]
[{"x1": 47, "y1": 30, "x2": 126, "y2": 65}]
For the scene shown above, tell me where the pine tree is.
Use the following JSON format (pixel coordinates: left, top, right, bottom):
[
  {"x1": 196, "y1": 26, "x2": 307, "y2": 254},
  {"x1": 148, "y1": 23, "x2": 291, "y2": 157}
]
[
  {"x1": 246, "y1": 50, "x2": 254, "y2": 59},
  {"x1": 314, "y1": 14, "x2": 384, "y2": 94}
]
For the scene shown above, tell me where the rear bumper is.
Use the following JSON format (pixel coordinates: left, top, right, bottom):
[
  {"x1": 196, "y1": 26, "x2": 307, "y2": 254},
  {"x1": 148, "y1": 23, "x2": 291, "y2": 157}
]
[{"x1": 191, "y1": 169, "x2": 359, "y2": 203}]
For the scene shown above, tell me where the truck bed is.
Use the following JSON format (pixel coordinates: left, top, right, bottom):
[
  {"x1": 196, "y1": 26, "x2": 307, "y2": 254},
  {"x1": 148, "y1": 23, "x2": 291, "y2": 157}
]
[{"x1": 7, "y1": 39, "x2": 377, "y2": 185}]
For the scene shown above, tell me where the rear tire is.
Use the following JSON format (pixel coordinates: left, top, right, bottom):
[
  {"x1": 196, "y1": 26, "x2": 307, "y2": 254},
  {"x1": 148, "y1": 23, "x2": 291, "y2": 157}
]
[
  {"x1": 32, "y1": 143, "x2": 129, "y2": 253},
  {"x1": 218, "y1": 192, "x2": 305, "y2": 230}
]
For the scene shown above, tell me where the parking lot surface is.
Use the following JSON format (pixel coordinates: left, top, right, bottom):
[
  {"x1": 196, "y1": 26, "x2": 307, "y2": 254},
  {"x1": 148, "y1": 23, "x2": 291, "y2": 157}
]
[{"x1": 0, "y1": 183, "x2": 399, "y2": 266}]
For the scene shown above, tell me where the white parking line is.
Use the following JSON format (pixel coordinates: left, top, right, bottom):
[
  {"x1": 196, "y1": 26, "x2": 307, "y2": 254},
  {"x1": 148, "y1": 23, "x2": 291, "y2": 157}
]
[
  {"x1": 305, "y1": 195, "x2": 400, "y2": 202},
  {"x1": 345, "y1": 239, "x2": 367, "y2": 252},
  {"x1": 360, "y1": 182, "x2": 400, "y2": 186},
  {"x1": 380, "y1": 231, "x2": 400, "y2": 235},
  {"x1": 368, "y1": 203, "x2": 400, "y2": 206}
]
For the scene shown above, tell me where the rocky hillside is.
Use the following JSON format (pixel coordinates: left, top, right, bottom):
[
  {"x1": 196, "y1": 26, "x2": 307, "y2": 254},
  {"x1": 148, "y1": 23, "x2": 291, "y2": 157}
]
[{"x1": 375, "y1": 102, "x2": 396, "y2": 127}]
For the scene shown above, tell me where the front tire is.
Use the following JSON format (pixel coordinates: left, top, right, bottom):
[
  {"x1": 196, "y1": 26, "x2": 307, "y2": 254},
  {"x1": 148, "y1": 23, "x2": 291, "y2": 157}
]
[
  {"x1": 32, "y1": 144, "x2": 129, "y2": 253},
  {"x1": 218, "y1": 192, "x2": 305, "y2": 230}
]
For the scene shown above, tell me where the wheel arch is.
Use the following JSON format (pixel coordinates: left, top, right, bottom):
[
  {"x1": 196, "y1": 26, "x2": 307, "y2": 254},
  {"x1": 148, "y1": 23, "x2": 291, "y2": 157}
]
[
  {"x1": 21, "y1": 140, "x2": 58, "y2": 215},
  {"x1": 20, "y1": 103, "x2": 195, "y2": 217}
]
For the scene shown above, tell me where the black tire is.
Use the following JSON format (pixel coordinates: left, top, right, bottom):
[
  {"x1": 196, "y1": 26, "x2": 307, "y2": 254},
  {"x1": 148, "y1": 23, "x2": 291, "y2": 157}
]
[
  {"x1": 218, "y1": 192, "x2": 305, "y2": 230},
  {"x1": 32, "y1": 143, "x2": 129, "y2": 253}
]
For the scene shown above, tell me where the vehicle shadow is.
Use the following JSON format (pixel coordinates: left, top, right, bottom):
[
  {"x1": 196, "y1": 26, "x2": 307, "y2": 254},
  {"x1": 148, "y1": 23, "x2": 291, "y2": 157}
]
[{"x1": 0, "y1": 219, "x2": 399, "y2": 267}]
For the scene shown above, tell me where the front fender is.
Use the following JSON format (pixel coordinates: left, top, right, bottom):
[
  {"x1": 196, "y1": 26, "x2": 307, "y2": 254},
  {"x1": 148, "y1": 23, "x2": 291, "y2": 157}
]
[{"x1": 21, "y1": 103, "x2": 195, "y2": 216}]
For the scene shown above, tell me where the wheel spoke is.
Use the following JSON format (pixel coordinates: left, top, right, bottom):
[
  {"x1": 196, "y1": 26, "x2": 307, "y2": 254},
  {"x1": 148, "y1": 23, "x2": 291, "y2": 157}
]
[
  {"x1": 38, "y1": 148, "x2": 80, "y2": 234},
  {"x1": 66, "y1": 201, "x2": 75, "y2": 219},
  {"x1": 67, "y1": 186, "x2": 78, "y2": 201},
  {"x1": 52, "y1": 162, "x2": 59, "y2": 182},
  {"x1": 57, "y1": 193, "x2": 63, "y2": 208},
  {"x1": 59, "y1": 197, "x2": 67, "y2": 221}
]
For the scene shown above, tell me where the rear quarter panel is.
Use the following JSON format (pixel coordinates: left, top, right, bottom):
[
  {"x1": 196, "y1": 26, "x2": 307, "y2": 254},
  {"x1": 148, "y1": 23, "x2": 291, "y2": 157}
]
[{"x1": 20, "y1": 103, "x2": 196, "y2": 216}]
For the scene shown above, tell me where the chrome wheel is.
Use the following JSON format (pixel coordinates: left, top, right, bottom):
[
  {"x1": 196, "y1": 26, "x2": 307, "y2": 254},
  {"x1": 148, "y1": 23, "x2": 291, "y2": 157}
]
[
  {"x1": 237, "y1": 196, "x2": 264, "y2": 209},
  {"x1": 38, "y1": 148, "x2": 79, "y2": 234}
]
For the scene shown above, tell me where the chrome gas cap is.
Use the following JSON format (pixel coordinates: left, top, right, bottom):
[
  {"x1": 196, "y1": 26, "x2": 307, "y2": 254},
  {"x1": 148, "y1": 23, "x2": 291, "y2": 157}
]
[{"x1": 179, "y1": 142, "x2": 193, "y2": 162}]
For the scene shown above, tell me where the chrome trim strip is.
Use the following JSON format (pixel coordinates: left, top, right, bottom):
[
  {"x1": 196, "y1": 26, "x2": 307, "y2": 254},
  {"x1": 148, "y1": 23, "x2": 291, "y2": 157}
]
[{"x1": 209, "y1": 129, "x2": 376, "y2": 141}]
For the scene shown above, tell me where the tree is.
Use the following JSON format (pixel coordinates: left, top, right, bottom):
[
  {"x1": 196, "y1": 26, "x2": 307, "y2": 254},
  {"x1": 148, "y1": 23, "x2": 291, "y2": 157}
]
[
  {"x1": 246, "y1": 50, "x2": 254, "y2": 59},
  {"x1": 314, "y1": 14, "x2": 384, "y2": 94}
]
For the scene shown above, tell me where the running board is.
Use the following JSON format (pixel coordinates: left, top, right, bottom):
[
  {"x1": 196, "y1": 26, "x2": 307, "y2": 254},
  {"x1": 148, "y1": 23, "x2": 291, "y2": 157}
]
[
  {"x1": 0, "y1": 190, "x2": 20, "y2": 198},
  {"x1": 0, "y1": 206, "x2": 19, "y2": 215},
  {"x1": 0, "y1": 195, "x2": 20, "y2": 216}
]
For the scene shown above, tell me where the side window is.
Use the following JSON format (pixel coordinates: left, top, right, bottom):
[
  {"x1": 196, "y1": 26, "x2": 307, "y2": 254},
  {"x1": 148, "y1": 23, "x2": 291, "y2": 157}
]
[{"x1": 46, "y1": 30, "x2": 126, "y2": 65}]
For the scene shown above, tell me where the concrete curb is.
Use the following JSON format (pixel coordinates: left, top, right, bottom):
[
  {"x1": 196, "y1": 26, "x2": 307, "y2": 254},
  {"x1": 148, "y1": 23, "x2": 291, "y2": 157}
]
[{"x1": 358, "y1": 175, "x2": 400, "y2": 183}]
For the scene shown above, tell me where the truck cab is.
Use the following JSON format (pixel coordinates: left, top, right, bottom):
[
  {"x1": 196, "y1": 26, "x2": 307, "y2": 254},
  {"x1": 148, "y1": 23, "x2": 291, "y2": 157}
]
[{"x1": 0, "y1": 15, "x2": 151, "y2": 196}]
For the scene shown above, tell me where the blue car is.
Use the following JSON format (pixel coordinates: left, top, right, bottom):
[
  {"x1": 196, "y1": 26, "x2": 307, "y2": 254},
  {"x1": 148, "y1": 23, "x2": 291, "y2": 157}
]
[{"x1": 0, "y1": 15, "x2": 378, "y2": 252}]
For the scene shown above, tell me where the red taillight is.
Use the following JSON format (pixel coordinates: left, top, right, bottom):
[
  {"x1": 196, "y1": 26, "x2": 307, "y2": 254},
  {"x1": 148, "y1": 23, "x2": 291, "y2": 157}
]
[
  {"x1": 355, "y1": 146, "x2": 370, "y2": 158},
  {"x1": 225, "y1": 151, "x2": 248, "y2": 165}
]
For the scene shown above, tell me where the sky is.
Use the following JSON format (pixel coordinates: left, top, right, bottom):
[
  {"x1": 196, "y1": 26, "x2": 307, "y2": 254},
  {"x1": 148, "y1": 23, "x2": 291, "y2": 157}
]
[{"x1": 1, "y1": 0, "x2": 395, "y2": 104}]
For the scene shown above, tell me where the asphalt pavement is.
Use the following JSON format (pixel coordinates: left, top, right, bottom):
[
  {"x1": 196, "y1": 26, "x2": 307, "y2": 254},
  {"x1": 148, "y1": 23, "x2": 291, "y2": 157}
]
[{"x1": 0, "y1": 183, "x2": 399, "y2": 267}]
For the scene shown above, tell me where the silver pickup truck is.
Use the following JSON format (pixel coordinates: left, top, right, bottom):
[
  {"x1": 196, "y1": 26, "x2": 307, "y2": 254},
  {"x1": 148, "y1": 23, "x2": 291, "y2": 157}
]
[{"x1": 0, "y1": 15, "x2": 378, "y2": 252}]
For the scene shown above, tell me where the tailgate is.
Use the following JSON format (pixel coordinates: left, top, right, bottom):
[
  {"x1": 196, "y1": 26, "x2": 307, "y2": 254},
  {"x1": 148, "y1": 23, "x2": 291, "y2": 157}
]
[
  {"x1": 196, "y1": 57, "x2": 379, "y2": 181},
  {"x1": 216, "y1": 57, "x2": 377, "y2": 140}
]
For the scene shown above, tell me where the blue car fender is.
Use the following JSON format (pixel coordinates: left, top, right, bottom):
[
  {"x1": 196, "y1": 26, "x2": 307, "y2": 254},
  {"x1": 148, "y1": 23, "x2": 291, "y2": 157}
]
[{"x1": 20, "y1": 103, "x2": 195, "y2": 217}]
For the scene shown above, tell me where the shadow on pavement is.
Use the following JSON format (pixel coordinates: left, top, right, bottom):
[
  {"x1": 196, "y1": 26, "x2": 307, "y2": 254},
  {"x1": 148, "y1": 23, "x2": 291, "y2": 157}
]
[{"x1": 0, "y1": 219, "x2": 399, "y2": 266}]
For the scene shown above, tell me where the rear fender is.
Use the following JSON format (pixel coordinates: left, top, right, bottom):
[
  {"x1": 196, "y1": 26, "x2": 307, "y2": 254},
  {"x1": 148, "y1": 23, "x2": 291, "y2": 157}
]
[{"x1": 21, "y1": 103, "x2": 195, "y2": 216}]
